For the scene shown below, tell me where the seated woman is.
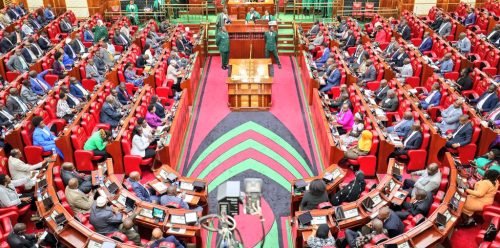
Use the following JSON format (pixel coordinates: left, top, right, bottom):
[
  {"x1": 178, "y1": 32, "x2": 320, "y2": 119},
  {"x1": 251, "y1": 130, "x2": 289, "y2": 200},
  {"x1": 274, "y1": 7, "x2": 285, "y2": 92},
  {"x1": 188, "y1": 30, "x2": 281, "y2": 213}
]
[
  {"x1": 143, "y1": 43, "x2": 154, "y2": 65},
  {"x1": 123, "y1": 62, "x2": 144, "y2": 87},
  {"x1": 137, "y1": 117, "x2": 156, "y2": 145},
  {"x1": 145, "y1": 104, "x2": 164, "y2": 129},
  {"x1": 307, "y1": 224, "x2": 336, "y2": 248},
  {"x1": 462, "y1": 169, "x2": 499, "y2": 226},
  {"x1": 130, "y1": 126, "x2": 156, "y2": 159},
  {"x1": 472, "y1": 149, "x2": 500, "y2": 177},
  {"x1": 340, "y1": 112, "x2": 364, "y2": 147},
  {"x1": 83, "y1": 129, "x2": 110, "y2": 161},
  {"x1": 335, "y1": 103, "x2": 354, "y2": 135},
  {"x1": 344, "y1": 130, "x2": 372, "y2": 160},
  {"x1": 31, "y1": 116, "x2": 64, "y2": 159},
  {"x1": 56, "y1": 92, "x2": 76, "y2": 122},
  {"x1": 299, "y1": 179, "x2": 329, "y2": 211},
  {"x1": 330, "y1": 170, "x2": 366, "y2": 206}
]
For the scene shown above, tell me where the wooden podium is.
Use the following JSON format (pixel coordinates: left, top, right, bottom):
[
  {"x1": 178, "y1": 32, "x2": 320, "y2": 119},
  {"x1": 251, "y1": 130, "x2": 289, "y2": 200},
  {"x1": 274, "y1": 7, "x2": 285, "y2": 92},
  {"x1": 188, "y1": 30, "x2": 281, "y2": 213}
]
[{"x1": 227, "y1": 58, "x2": 272, "y2": 111}]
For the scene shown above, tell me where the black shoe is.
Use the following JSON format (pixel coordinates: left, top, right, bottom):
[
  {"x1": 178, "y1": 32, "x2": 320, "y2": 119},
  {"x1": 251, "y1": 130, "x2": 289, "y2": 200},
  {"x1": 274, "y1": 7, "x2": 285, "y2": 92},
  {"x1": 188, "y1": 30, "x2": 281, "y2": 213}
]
[{"x1": 278, "y1": 64, "x2": 282, "y2": 69}]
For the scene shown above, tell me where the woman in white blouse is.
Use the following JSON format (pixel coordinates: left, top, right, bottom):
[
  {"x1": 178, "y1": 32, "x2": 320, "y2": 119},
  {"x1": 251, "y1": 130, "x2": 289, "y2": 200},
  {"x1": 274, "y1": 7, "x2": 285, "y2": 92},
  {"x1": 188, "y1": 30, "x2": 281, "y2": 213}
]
[
  {"x1": 56, "y1": 92, "x2": 76, "y2": 122},
  {"x1": 130, "y1": 126, "x2": 156, "y2": 159},
  {"x1": 143, "y1": 43, "x2": 154, "y2": 65}
]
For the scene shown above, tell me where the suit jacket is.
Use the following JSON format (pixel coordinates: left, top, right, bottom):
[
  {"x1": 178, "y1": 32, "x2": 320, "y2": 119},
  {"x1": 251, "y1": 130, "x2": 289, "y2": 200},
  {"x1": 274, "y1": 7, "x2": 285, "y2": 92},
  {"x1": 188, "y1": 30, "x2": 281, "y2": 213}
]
[
  {"x1": 65, "y1": 187, "x2": 93, "y2": 214},
  {"x1": 418, "y1": 37, "x2": 433, "y2": 52},
  {"x1": 28, "y1": 18, "x2": 42, "y2": 30},
  {"x1": 60, "y1": 20, "x2": 72, "y2": 33},
  {"x1": 70, "y1": 82, "x2": 88, "y2": 99},
  {"x1": 6, "y1": 54, "x2": 29, "y2": 73},
  {"x1": 71, "y1": 39, "x2": 87, "y2": 54},
  {"x1": 421, "y1": 90, "x2": 441, "y2": 107},
  {"x1": 52, "y1": 60, "x2": 66, "y2": 79},
  {"x1": 456, "y1": 37, "x2": 471, "y2": 53},
  {"x1": 448, "y1": 122, "x2": 473, "y2": 146},
  {"x1": 403, "y1": 191, "x2": 433, "y2": 216},
  {"x1": 440, "y1": 105, "x2": 462, "y2": 131},
  {"x1": 391, "y1": 51, "x2": 409, "y2": 67},
  {"x1": 93, "y1": 56, "x2": 107, "y2": 74},
  {"x1": 154, "y1": 101, "x2": 166, "y2": 118},
  {"x1": 128, "y1": 179, "x2": 155, "y2": 203},
  {"x1": 384, "y1": 210, "x2": 405, "y2": 238},
  {"x1": 29, "y1": 70, "x2": 52, "y2": 95},
  {"x1": 136, "y1": 55, "x2": 147, "y2": 68},
  {"x1": 361, "y1": 65, "x2": 377, "y2": 82},
  {"x1": 32, "y1": 127, "x2": 57, "y2": 152},
  {"x1": 308, "y1": 24, "x2": 320, "y2": 36},
  {"x1": 85, "y1": 63, "x2": 102, "y2": 81},
  {"x1": 30, "y1": 43, "x2": 43, "y2": 58},
  {"x1": 60, "y1": 169, "x2": 92, "y2": 193},
  {"x1": 437, "y1": 22, "x2": 451, "y2": 37},
  {"x1": 431, "y1": 17, "x2": 443, "y2": 30},
  {"x1": 389, "y1": 119, "x2": 414, "y2": 137},
  {"x1": 380, "y1": 96, "x2": 399, "y2": 112},
  {"x1": 64, "y1": 44, "x2": 77, "y2": 60},
  {"x1": 375, "y1": 85, "x2": 389, "y2": 101},
  {"x1": 472, "y1": 92, "x2": 499, "y2": 112},
  {"x1": 0, "y1": 37, "x2": 13, "y2": 53},
  {"x1": 400, "y1": 25, "x2": 411, "y2": 40},
  {"x1": 402, "y1": 131, "x2": 423, "y2": 150},
  {"x1": 100, "y1": 102, "x2": 122, "y2": 127},
  {"x1": 6, "y1": 95, "x2": 29, "y2": 115},
  {"x1": 83, "y1": 30, "x2": 94, "y2": 42},
  {"x1": 464, "y1": 13, "x2": 476, "y2": 26},
  {"x1": 176, "y1": 39, "x2": 186, "y2": 53},
  {"x1": 439, "y1": 59, "x2": 454, "y2": 73},
  {"x1": 116, "y1": 88, "x2": 131, "y2": 105},
  {"x1": 488, "y1": 30, "x2": 500, "y2": 44},
  {"x1": 38, "y1": 36, "x2": 51, "y2": 50},
  {"x1": 6, "y1": 232, "x2": 37, "y2": 248},
  {"x1": 113, "y1": 33, "x2": 129, "y2": 47},
  {"x1": 6, "y1": 9, "x2": 20, "y2": 20},
  {"x1": 21, "y1": 47, "x2": 37, "y2": 64},
  {"x1": 343, "y1": 35, "x2": 356, "y2": 49},
  {"x1": 89, "y1": 204, "x2": 123, "y2": 235},
  {"x1": 0, "y1": 110, "x2": 14, "y2": 128},
  {"x1": 325, "y1": 69, "x2": 341, "y2": 86},
  {"x1": 20, "y1": 85, "x2": 38, "y2": 106}
]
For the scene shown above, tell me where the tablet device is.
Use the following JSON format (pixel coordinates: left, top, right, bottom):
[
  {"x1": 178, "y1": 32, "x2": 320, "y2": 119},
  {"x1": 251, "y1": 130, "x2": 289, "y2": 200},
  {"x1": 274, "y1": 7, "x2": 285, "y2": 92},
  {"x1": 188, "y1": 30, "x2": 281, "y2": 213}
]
[
  {"x1": 152, "y1": 207, "x2": 165, "y2": 221},
  {"x1": 297, "y1": 212, "x2": 313, "y2": 226}
]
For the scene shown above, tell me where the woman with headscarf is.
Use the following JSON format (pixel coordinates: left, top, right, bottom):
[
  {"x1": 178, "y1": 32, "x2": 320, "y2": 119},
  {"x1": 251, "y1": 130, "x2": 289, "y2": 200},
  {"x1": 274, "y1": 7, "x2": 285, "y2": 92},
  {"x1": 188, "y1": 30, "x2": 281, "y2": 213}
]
[
  {"x1": 344, "y1": 130, "x2": 373, "y2": 160},
  {"x1": 462, "y1": 169, "x2": 499, "y2": 226},
  {"x1": 330, "y1": 170, "x2": 366, "y2": 206},
  {"x1": 341, "y1": 112, "x2": 365, "y2": 147},
  {"x1": 299, "y1": 179, "x2": 329, "y2": 211},
  {"x1": 472, "y1": 149, "x2": 500, "y2": 177},
  {"x1": 335, "y1": 103, "x2": 354, "y2": 135},
  {"x1": 306, "y1": 224, "x2": 335, "y2": 248}
]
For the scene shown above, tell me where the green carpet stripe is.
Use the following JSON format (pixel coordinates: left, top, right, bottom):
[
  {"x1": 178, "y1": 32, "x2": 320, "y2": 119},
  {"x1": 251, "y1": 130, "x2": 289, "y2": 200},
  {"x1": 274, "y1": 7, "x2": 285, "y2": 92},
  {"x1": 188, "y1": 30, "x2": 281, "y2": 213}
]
[
  {"x1": 252, "y1": 220, "x2": 280, "y2": 248},
  {"x1": 286, "y1": 218, "x2": 293, "y2": 248},
  {"x1": 187, "y1": 121, "x2": 313, "y2": 176},
  {"x1": 197, "y1": 139, "x2": 303, "y2": 180},
  {"x1": 207, "y1": 159, "x2": 291, "y2": 192}
]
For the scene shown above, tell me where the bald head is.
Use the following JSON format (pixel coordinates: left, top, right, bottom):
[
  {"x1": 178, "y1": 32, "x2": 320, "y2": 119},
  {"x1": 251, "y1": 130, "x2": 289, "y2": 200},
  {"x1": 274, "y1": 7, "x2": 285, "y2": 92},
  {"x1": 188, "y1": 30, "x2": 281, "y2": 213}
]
[
  {"x1": 372, "y1": 218, "x2": 384, "y2": 234},
  {"x1": 403, "y1": 111, "x2": 413, "y2": 120},
  {"x1": 415, "y1": 188, "x2": 427, "y2": 200},
  {"x1": 123, "y1": 217, "x2": 135, "y2": 229},
  {"x1": 129, "y1": 171, "x2": 140, "y2": 181},
  {"x1": 167, "y1": 185, "x2": 177, "y2": 196},
  {"x1": 152, "y1": 228, "x2": 163, "y2": 240},
  {"x1": 68, "y1": 178, "x2": 79, "y2": 189},
  {"x1": 427, "y1": 163, "x2": 439, "y2": 175},
  {"x1": 62, "y1": 162, "x2": 75, "y2": 171},
  {"x1": 13, "y1": 223, "x2": 26, "y2": 234},
  {"x1": 378, "y1": 206, "x2": 391, "y2": 220}
]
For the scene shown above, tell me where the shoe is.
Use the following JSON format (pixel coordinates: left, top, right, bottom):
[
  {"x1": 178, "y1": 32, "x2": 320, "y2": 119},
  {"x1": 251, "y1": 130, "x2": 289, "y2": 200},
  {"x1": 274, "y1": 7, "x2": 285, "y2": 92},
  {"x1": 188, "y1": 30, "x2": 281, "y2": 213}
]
[{"x1": 278, "y1": 64, "x2": 282, "y2": 69}]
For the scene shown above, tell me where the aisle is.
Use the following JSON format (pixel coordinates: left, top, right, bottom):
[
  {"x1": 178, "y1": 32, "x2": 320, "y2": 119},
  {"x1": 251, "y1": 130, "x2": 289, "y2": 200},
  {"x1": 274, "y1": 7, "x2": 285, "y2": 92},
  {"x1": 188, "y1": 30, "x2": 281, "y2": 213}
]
[{"x1": 179, "y1": 56, "x2": 321, "y2": 247}]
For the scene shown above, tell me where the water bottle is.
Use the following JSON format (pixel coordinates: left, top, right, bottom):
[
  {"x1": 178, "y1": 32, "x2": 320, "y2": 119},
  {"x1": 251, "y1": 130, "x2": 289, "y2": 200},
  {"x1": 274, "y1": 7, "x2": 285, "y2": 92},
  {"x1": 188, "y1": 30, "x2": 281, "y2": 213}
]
[
  {"x1": 37, "y1": 188, "x2": 42, "y2": 201},
  {"x1": 51, "y1": 148, "x2": 56, "y2": 155}
]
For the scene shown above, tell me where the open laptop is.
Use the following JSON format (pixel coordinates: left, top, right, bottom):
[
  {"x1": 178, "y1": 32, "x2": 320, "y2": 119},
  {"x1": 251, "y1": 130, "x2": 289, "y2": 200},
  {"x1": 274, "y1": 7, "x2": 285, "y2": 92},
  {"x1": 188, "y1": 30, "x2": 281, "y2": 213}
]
[
  {"x1": 43, "y1": 197, "x2": 54, "y2": 210},
  {"x1": 124, "y1": 197, "x2": 136, "y2": 213},
  {"x1": 436, "y1": 212, "x2": 447, "y2": 227},
  {"x1": 107, "y1": 182, "x2": 119, "y2": 195},
  {"x1": 362, "y1": 197, "x2": 375, "y2": 211},
  {"x1": 450, "y1": 193, "x2": 460, "y2": 211}
]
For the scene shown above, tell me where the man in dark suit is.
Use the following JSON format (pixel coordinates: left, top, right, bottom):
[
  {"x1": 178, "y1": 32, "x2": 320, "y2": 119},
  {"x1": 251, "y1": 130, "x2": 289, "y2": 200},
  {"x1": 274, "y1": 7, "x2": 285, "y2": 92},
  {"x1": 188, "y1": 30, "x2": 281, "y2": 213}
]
[
  {"x1": 21, "y1": 42, "x2": 39, "y2": 64},
  {"x1": 60, "y1": 162, "x2": 92, "y2": 193},
  {"x1": 100, "y1": 95, "x2": 123, "y2": 128},
  {"x1": 418, "y1": 32, "x2": 433, "y2": 53},
  {"x1": 116, "y1": 83, "x2": 132, "y2": 106},
  {"x1": 37, "y1": 32, "x2": 52, "y2": 51},
  {"x1": 6, "y1": 223, "x2": 39, "y2": 248},
  {"x1": 113, "y1": 28, "x2": 130, "y2": 48},
  {"x1": 446, "y1": 114, "x2": 473, "y2": 148},
  {"x1": 390, "y1": 123, "x2": 423, "y2": 157},
  {"x1": 175, "y1": 35, "x2": 189, "y2": 55},
  {"x1": 71, "y1": 33, "x2": 87, "y2": 55},
  {"x1": 340, "y1": 30, "x2": 356, "y2": 50},
  {"x1": 28, "y1": 15, "x2": 42, "y2": 31},
  {"x1": 135, "y1": 54, "x2": 149, "y2": 68},
  {"x1": 430, "y1": 12, "x2": 443, "y2": 31},
  {"x1": 6, "y1": 88, "x2": 29, "y2": 115},
  {"x1": 0, "y1": 33, "x2": 14, "y2": 53},
  {"x1": 64, "y1": 41, "x2": 78, "y2": 60},
  {"x1": 358, "y1": 60, "x2": 377, "y2": 84},
  {"x1": 393, "y1": 188, "x2": 433, "y2": 220},
  {"x1": 127, "y1": 171, "x2": 159, "y2": 203},
  {"x1": 374, "y1": 79, "x2": 390, "y2": 101},
  {"x1": 59, "y1": 17, "x2": 72, "y2": 33},
  {"x1": 0, "y1": 102, "x2": 14, "y2": 129},
  {"x1": 487, "y1": 25, "x2": 500, "y2": 44},
  {"x1": 6, "y1": 5, "x2": 21, "y2": 21},
  {"x1": 470, "y1": 84, "x2": 499, "y2": 113},
  {"x1": 398, "y1": 20, "x2": 411, "y2": 41},
  {"x1": 93, "y1": 51, "x2": 108, "y2": 74},
  {"x1": 389, "y1": 47, "x2": 409, "y2": 68},
  {"x1": 380, "y1": 90, "x2": 399, "y2": 112},
  {"x1": 378, "y1": 206, "x2": 405, "y2": 238},
  {"x1": 151, "y1": 95, "x2": 166, "y2": 118},
  {"x1": 6, "y1": 50, "x2": 29, "y2": 73},
  {"x1": 27, "y1": 38, "x2": 44, "y2": 58}
]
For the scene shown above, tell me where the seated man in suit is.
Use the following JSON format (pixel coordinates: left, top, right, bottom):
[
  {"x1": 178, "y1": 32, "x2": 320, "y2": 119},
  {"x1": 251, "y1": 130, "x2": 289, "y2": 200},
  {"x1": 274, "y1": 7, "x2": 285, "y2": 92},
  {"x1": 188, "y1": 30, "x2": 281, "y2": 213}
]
[
  {"x1": 113, "y1": 28, "x2": 130, "y2": 49},
  {"x1": 90, "y1": 196, "x2": 123, "y2": 235},
  {"x1": 487, "y1": 24, "x2": 500, "y2": 44},
  {"x1": 340, "y1": 30, "x2": 356, "y2": 50},
  {"x1": 6, "y1": 88, "x2": 29, "y2": 116},
  {"x1": 8, "y1": 149, "x2": 48, "y2": 191},
  {"x1": 71, "y1": 33, "x2": 87, "y2": 55},
  {"x1": 7, "y1": 223, "x2": 40, "y2": 248},
  {"x1": 29, "y1": 69, "x2": 52, "y2": 96},
  {"x1": 69, "y1": 77, "x2": 90, "y2": 101},
  {"x1": 116, "y1": 83, "x2": 132, "y2": 106},
  {"x1": 393, "y1": 188, "x2": 433, "y2": 219},
  {"x1": 61, "y1": 162, "x2": 92, "y2": 193},
  {"x1": 418, "y1": 32, "x2": 433, "y2": 53},
  {"x1": 319, "y1": 63, "x2": 341, "y2": 93},
  {"x1": 385, "y1": 111, "x2": 414, "y2": 137},
  {"x1": 100, "y1": 95, "x2": 123, "y2": 128},
  {"x1": 37, "y1": 32, "x2": 52, "y2": 51},
  {"x1": 28, "y1": 15, "x2": 42, "y2": 31},
  {"x1": 151, "y1": 95, "x2": 166, "y2": 118},
  {"x1": 374, "y1": 79, "x2": 390, "y2": 102},
  {"x1": 245, "y1": 7, "x2": 261, "y2": 23},
  {"x1": 377, "y1": 207, "x2": 404, "y2": 237},
  {"x1": 160, "y1": 185, "x2": 203, "y2": 212},
  {"x1": 445, "y1": 114, "x2": 473, "y2": 149},
  {"x1": 315, "y1": 44, "x2": 330, "y2": 68},
  {"x1": 389, "y1": 47, "x2": 409, "y2": 68},
  {"x1": 398, "y1": 20, "x2": 411, "y2": 41},
  {"x1": 147, "y1": 228, "x2": 185, "y2": 248},
  {"x1": 44, "y1": 5, "x2": 55, "y2": 21},
  {"x1": 0, "y1": 102, "x2": 15, "y2": 129},
  {"x1": 127, "y1": 171, "x2": 159, "y2": 203},
  {"x1": 464, "y1": 9, "x2": 476, "y2": 26},
  {"x1": 357, "y1": 59, "x2": 377, "y2": 85},
  {"x1": 20, "y1": 20, "x2": 34, "y2": 38},
  {"x1": 343, "y1": 219, "x2": 388, "y2": 248},
  {"x1": 59, "y1": 17, "x2": 72, "y2": 33},
  {"x1": 20, "y1": 79, "x2": 40, "y2": 107},
  {"x1": 383, "y1": 38, "x2": 398, "y2": 58},
  {"x1": 436, "y1": 98, "x2": 463, "y2": 134},
  {"x1": 430, "y1": 12, "x2": 443, "y2": 30},
  {"x1": 469, "y1": 84, "x2": 499, "y2": 113},
  {"x1": 437, "y1": 18, "x2": 452, "y2": 37},
  {"x1": 307, "y1": 21, "x2": 320, "y2": 37},
  {"x1": 389, "y1": 123, "x2": 423, "y2": 158},
  {"x1": 403, "y1": 163, "x2": 442, "y2": 196},
  {"x1": 136, "y1": 54, "x2": 149, "y2": 68},
  {"x1": 93, "y1": 50, "x2": 108, "y2": 74},
  {"x1": 64, "y1": 38, "x2": 78, "y2": 61},
  {"x1": 85, "y1": 58, "x2": 105, "y2": 83},
  {"x1": 454, "y1": 32, "x2": 471, "y2": 54},
  {"x1": 6, "y1": 49, "x2": 29, "y2": 73},
  {"x1": 0, "y1": 33, "x2": 14, "y2": 53},
  {"x1": 65, "y1": 178, "x2": 94, "y2": 214},
  {"x1": 396, "y1": 58, "x2": 413, "y2": 83},
  {"x1": 435, "y1": 53, "x2": 454, "y2": 75},
  {"x1": 83, "y1": 24, "x2": 94, "y2": 42},
  {"x1": 380, "y1": 89, "x2": 399, "y2": 112},
  {"x1": 26, "y1": 39, "x2": 43, "y2": 59},
  {"x1": 419, "y1": 82, "x2": 441, "y2": 110}
]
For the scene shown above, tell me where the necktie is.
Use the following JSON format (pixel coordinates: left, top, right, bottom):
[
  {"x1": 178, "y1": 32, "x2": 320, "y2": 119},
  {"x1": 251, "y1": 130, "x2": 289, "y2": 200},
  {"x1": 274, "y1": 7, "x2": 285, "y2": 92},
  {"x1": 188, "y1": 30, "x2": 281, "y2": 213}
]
[
  {"x1": 36, "y1": 78, "x2": 47, "y2": 91},
  {"x1": 34, "y1": 45, "x2": 42, "y2": 56},
  {"x1": 13, "y1": 97, "x2": 28, "y2": 112}
]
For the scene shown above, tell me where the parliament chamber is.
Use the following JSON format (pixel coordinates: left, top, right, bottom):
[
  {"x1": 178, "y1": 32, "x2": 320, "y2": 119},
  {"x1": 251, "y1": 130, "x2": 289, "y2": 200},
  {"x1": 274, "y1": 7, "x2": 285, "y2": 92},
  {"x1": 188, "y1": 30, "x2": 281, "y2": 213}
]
[{"x1": 0, "y1": 0, "x2": 498, "y2": 247}]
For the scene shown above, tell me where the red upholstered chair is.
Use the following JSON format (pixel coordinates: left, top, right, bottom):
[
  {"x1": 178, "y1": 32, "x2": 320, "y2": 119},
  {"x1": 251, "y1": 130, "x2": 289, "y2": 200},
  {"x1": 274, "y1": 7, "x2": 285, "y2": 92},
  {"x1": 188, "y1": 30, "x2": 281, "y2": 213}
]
[
  {"x1": 121, "y1": 131, "x2": 153, "y2": 175},
  {"x1": 107, "y1": 232, "x2": 129, "y2": 243},
  {"x1": 53, "y1": 166, "x2": 65, "y2": 191},
  {"x1": 71, "y1": 126, "x2": 101, "y2": 172},
  {"x1": 352, "y1": 2, "x2": 362, "y2": 19},
  {"x1": 5, "y1": 71, "x2": 20, "y2": 82},
  {"x1": 401, "y1": 125, "x2": 430, "y2": 171},
  {"x1": 347, "y1": 131, "x2": 379, "y2": 177},
  {"x1": 364, "y1": 2, "x2": 375, "y2": 20},
  {"x1": 454, "y1": 121, "x2": 481, "y2": 165},
  {"x1": 20, "y1": 128, "x2": 52, "y2": 165},
  {"x1": 476, "y1": 217, "x2": 500, "y2": 245}
]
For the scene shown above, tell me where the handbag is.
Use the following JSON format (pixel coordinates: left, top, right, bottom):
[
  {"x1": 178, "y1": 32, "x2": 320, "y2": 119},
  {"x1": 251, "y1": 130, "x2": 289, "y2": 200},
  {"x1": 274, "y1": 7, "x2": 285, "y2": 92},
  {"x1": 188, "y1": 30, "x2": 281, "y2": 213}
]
[{"x1": 484, "y1": 223, "x2": 498, "y2": 242}]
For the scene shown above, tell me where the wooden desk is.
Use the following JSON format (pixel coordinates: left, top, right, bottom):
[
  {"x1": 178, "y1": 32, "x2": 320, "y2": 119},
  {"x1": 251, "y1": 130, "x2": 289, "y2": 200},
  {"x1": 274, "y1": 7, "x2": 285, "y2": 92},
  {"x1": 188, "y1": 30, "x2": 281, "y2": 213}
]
[
  {"x1": 293, "y1": 209, "x2": 335, "y2": 247},
  {"x1": 297, "y1": 51, "x2": 319, "y2": 105},
  {"x1": 227, "y1": 58, "x2": 272, "y2": 110},
  {"x1": 226, "y1": 0, "x2": 275, "y2": 19},
  {"x1": 225, "y1": 24, "x2": 271, "y2": 58}
]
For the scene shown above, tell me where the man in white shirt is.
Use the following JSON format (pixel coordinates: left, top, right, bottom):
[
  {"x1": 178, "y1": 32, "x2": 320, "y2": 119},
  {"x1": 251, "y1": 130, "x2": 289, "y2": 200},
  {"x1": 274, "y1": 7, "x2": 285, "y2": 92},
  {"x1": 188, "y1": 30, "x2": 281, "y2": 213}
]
[
  {"x1": 0, "y1": 174, "x2": 35, "y2": 211},
  {"x1": 403, "y1": 163, "x2": 442, "y2": 197},
  {"x1": 454, "y1": 32, "x2": 471, "y2": 54},
  {"x1": 396, "y1": 58, "x2": 413, "y2": 83},
  {"x1": 8, "y1": 149, "x2": 48, "y2": 190}
]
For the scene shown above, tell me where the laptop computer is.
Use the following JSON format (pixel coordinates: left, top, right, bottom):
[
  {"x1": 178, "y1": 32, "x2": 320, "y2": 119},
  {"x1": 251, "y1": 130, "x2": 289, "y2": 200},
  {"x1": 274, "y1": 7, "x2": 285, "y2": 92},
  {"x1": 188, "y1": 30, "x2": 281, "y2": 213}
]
[
  {"x1": 38, "y1": 178, "x2": 48, "y2": 189},
  {"x1": 43, "y1": 197, "x2": 54, "y2": 210},
  {"x1": 54, "y1": 213, "x2": 67, "y2": 226},
  {"x1": 297, "y1": 212, "x2": 313, "y2": 227},
  {"x1": 436, "y1": 212, "x2": 447, "y2": 227},
  {"x1": 450, "y1": 193, "x2": 460, "y2": 211},
  {"x1": 362, "y1": 197, "x2": 375, "y2": 211},
  {"x1": 335, "y1": 206, "x2": 345, "y2": 220},
  {"x1": 294, "y1": 179, "x2": 307, "y2": 193},
  {"x1": 124, "y1": 197, "x2": 136, "y2": 212},
  {"x1": 107, "y1": 182, "x2": 119, "y2": 195}
]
